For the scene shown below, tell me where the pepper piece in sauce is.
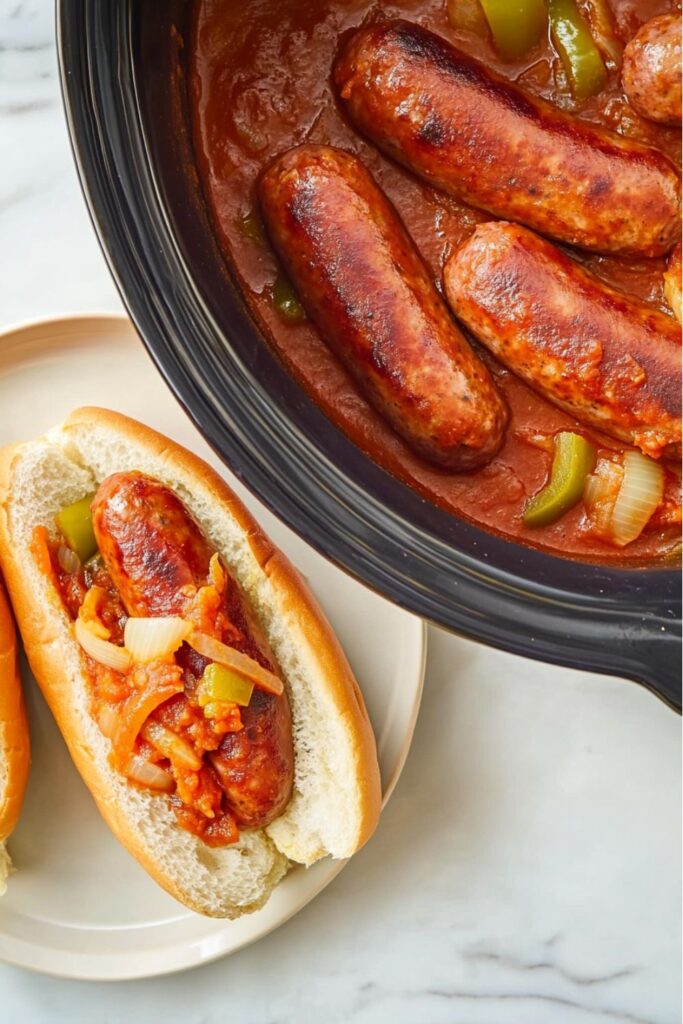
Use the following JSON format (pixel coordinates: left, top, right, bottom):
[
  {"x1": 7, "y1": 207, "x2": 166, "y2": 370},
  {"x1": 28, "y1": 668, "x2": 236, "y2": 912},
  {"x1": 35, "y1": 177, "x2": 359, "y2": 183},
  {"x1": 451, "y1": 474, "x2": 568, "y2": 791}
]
[
  {"x1": 56, "y1": 493, "x2": 98, "y2": 563},
  {"x1": 198, "y1": 663, "x2": 254, "y2": 709},
  {"x1": 478, "y1": 0, "x2": 547, "y2": 60},
  {"x1": 272, "y1": 272, "x2": 306, "y2": 323},
  {"x1": 524, "y1": 432, "x2": 597, "y2": 527},
  {"x1": 549, "y1": 0, "x2": 608, "y2": 100}
]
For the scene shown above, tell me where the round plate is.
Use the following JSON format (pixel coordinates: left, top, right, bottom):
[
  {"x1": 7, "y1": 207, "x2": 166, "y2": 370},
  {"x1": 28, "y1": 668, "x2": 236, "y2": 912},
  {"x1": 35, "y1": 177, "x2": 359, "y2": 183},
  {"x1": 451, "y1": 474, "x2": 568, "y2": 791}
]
[{"x1": 0, "y1": 315, "x2": 426, "y2": 981}]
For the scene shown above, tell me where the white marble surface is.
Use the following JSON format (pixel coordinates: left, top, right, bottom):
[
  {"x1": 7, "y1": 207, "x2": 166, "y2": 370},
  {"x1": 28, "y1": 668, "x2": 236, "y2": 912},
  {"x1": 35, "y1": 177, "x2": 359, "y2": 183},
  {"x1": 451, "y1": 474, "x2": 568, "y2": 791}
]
[{"x1": 0, "y1": 2, "x2": 680, "y2": 1021}]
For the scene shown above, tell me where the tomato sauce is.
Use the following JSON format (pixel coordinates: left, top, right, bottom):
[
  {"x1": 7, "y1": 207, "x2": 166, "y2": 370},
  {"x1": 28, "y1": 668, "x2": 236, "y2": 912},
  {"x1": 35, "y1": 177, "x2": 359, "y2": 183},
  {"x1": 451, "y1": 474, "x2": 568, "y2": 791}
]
[
  {"x1": 45, "y1": 535, "x2": 241, "y2": 847},
  {"x1": 188, "y1": 0, "x2": 681, "y2": 561}
]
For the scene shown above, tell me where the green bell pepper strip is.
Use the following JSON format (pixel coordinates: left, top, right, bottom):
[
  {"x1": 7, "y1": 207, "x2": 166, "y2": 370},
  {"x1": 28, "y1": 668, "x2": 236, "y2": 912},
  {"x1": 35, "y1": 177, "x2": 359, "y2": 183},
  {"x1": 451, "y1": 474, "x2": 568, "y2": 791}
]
[
  {"x1": 582, "y1": 0, "x2": 623, "y2": 69},
  {"x1": 478, "y1": 0, "x2": 548, "y2": 60},
  {"x1": 56, "y1": 494, "x2": 98, "y2": 563},
  {"x1": 524, "y1": 432, "x2": 597, "y2": 528},
  {"x1": 272, "y1": 273, "x2": 306, "y2": 323},
  {"x1": 198, "y1": 663, "x2": 254, "y2": 709},
  {"x1": 548, "y1": 0, "x2": 608, "y2": 101}
]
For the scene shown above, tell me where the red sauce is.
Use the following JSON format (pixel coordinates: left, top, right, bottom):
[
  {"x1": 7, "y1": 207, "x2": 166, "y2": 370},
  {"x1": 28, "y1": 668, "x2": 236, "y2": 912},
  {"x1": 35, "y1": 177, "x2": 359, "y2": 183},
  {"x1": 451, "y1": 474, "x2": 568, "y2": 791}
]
[
  {"x1": 43, "y1": 533, "x2": 241, "y2": 847},
  {"x1": 188, "y1": 0, "x2": 681, "y2": 562}
]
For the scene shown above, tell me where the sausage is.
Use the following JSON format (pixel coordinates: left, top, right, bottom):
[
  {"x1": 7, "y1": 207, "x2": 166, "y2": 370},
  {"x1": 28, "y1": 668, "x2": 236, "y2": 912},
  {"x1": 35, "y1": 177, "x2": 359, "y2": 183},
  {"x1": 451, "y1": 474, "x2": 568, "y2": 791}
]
[
  {"x1": 259, "y1": 145, "x2": 508, "y2": 471},
  {"x1": 334, "y1": 20, "x2": 681, "y2": 258},
  {"x1": 443, "y1": 221, "x2": 682, "y2": 461},
  {"x1": 664, "y1": 241, "x2": 682, "y2": 323},
  {"x1": 622, "y1": 13, "x2": 682, "y2": 126},
  {"x1": 91, "y1": 471, "x2": 294, "y2": 830}
]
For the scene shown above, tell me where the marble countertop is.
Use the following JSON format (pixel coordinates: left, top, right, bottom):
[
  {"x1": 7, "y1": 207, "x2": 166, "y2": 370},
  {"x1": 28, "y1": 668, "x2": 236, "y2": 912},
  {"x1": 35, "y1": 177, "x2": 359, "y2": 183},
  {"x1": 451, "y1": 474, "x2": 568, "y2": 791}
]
[{"x1": 0, "y1": 2, "x2": 680, "y2": 1021}]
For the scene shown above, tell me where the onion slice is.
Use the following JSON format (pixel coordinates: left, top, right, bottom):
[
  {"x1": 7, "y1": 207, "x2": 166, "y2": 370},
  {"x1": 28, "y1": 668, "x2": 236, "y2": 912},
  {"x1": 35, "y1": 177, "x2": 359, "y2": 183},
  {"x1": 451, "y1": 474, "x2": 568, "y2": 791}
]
[
  {"x1": 57, "y1": 543, "x2": 81, "y2": 575},
  {"x1": 75, "y1": 617, "x2": 131, "y2": 674},
  {"x1": 141, "y1": 720, "x2": 201, "y2": 771},
  {"x1": 124, "y1": 616, "x2": 192, "y2": 664},
  {"x1": 97, "y1": 704, "x2": 118, "y2": 739},
  {"x1": 187, "y1": 632, "x2": 284, "y2": 696},
  {"x1": 610, "y1": 451, "x2": 665, "y2": 547},
  {"x1": 208, "y1": 552, "x2": 225, "y2": 592},
  {"x1": 584, "y1": 459, "x2": 625, "y2": 536},
  {"x1": 125, "y1": 755, "x2": 175, "y2": 793},
  {"x1": 112, "y1": 669, "x2": 184, "y2": 762},
  {"x1": 583, "y1": 0, "x2": 623, "y2": 69}
]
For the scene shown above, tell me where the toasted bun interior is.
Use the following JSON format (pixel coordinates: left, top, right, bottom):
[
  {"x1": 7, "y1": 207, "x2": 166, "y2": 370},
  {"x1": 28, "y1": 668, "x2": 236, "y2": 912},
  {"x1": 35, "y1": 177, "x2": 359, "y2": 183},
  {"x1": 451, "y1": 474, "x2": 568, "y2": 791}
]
[{"x1": 0, "y1": 408, "x2": 380, "y2": 917}]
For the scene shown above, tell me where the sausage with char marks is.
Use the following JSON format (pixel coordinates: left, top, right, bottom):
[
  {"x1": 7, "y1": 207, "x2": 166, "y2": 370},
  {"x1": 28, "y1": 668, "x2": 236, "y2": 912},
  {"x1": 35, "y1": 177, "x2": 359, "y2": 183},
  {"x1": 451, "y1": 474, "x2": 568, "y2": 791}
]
[
  {"x1": 622, "y1": 13, "x2": 682, "y2": 126},
  {"x1": 259, "y1": 144, "x2": 508, "y2": 472},
  {"x1": 444, "y1": 222, "x2": 682, "y2": 461},
  {"x1": 334, "y1": 20, "x2": 681, "y2": 257},
  {"x1": 92, "y1": 471, "x2": 294, "y2": 831}
]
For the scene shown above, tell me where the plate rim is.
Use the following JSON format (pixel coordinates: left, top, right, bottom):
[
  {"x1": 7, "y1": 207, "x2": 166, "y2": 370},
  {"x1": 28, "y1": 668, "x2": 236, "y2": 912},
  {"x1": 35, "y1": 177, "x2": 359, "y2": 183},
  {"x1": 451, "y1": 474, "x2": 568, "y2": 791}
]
[{"x1": 0, "y1": 312, "x2": 427, "y2": 981}]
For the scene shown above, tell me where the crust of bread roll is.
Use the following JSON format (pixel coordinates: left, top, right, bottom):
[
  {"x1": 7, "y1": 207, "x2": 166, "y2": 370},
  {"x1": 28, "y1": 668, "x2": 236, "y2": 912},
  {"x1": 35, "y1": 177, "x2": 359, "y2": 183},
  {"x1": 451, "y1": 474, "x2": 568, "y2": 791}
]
[
  {"x1": 0, "y1": 575, "x2": 30, "y2": 894},
  {"x1": 0, "y1": 408, "x2": 381, "y2": 917}
]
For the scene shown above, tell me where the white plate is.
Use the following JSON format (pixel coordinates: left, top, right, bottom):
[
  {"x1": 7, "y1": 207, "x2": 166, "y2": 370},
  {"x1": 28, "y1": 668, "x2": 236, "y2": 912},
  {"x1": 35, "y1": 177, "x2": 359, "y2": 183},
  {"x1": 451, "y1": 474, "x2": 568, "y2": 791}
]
[{"x1": 0, "y1": 315, "x2": 426, "y2": 980}]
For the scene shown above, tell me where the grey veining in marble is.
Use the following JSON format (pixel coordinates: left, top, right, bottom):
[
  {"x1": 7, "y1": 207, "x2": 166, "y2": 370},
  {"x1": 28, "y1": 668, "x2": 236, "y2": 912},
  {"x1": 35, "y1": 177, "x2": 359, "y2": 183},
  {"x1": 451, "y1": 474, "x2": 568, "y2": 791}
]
[{"x1": 0, "y1": 0, "x2": 121, "y2": 322}]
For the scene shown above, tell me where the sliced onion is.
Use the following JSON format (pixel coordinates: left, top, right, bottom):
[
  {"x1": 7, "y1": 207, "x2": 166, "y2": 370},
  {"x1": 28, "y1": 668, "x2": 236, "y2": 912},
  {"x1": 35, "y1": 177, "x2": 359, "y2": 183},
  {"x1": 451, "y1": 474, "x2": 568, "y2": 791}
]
[
  {"x1": 75, "y1": 617, "x2": 131, "y2": 674},
  {"x1": 583, "y1": 0, "x2": 623, "y2": 69},
  {"x1": 79, "y1": 586, "x2": 111, "y2": 639},
  {"x1": 57, "y1": 543, "x2": 81, "y2": 574},
  {"x1": 125, "y1": 754, "x2": 175, "y2": 793},
  {"x1": 112, "y1": 669, "x2": 184, "y2": 762},
  {"x1": 141, "y1": 720, "x2": 201, "y2": 771},
  {"x1": 187, "y1": 631, "x2": 284, "y2": 696},
  {"x1": 584, "y1": 459, "x2": 624, "y2": 535},
  {"x1": 97, "y1": 704, "x2": 118, "y2": 739},
  {"x1": 209, "y1": 553, "x2": 225, "y2": 591},
  {"x1": 610, "y1": 451, "x2": 664, "y2": 547},
  {"x1": 124, "y1": 616, "x2": 191, "y2": 664},
  {"x1": 520, "y1": 431, "x2": 554, "y2": 453}
]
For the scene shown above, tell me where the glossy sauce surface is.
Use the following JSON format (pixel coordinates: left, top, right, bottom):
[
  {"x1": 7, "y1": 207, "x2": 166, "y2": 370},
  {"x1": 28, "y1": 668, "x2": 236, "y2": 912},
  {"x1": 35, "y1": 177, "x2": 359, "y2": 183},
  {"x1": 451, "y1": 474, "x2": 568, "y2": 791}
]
[{"x1": 188, "y1": 0, "x2": 681, "y2": 561}]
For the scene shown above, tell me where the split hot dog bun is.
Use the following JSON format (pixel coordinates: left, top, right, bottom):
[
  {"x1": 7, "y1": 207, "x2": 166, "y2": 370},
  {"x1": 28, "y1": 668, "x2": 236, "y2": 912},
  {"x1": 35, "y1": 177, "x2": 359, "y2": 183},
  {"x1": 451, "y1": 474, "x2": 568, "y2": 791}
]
[
  {"x1": 0, "y1": 576, "x2": 30, "y2": 894},
  {"x1": 0, "y1": 408, "x2": 381, "y2": 917}
]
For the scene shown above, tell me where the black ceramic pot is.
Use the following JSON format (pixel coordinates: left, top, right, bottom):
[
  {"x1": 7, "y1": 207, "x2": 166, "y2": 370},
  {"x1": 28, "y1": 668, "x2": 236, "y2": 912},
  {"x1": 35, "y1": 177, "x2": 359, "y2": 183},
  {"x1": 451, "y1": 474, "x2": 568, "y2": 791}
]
[{"x1": 57, "y1": 0, "x2": 681, "y2": 709}]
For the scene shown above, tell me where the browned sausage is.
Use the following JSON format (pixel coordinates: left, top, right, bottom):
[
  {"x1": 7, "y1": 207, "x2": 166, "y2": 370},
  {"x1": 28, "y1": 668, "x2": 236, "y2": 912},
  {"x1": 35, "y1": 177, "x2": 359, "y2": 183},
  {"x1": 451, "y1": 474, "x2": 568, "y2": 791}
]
[
  {"x1": 622, "y1": 13, "x2": 682, "y2": 125},
  {"x1": 92, "y1": 471, "x2": 294, "y2": 830},
  {"x1": 259, "y1": 145, "x2": 508, "y2": 471},
  {"x1": 334, "y1": 20, "x2": 681, "y2": 257},
  {"x1": 443, "y1": 222, "x2": 682, "y2": 461},
  {"x1": 664, "y1": 241, "x2": 682, "y2": 323}
]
